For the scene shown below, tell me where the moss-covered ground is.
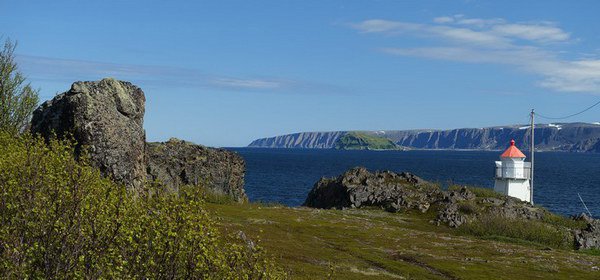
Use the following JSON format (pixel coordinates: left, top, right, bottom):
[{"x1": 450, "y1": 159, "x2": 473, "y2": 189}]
[{"x1": 206, "y1": 203, "x2": 600, "y2": 279}]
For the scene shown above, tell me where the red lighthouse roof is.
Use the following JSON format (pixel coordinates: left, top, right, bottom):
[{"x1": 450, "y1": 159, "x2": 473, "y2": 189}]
[{"x1": 500, "y1": 139, "x2": 526, "y2": 158}]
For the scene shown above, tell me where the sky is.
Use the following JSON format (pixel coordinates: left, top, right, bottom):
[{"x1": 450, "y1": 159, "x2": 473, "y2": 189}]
[{"x1": 2, "y1": 0, "x2": 600, "y2": 147}]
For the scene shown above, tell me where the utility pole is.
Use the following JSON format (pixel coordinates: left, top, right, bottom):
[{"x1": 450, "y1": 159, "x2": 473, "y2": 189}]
[{"x1": 530, "y1": 109, "x2": 535, "y2": 205}]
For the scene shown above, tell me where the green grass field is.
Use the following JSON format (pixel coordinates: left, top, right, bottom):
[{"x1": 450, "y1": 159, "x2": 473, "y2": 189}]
[{"x1": 207, "y1": 203, "x2": 600, "y2": 279}]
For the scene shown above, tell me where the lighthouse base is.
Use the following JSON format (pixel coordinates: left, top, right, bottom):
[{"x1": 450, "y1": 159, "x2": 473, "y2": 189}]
[{"x1": 494, "y1": 179, "x2": 531, "y2": 203}]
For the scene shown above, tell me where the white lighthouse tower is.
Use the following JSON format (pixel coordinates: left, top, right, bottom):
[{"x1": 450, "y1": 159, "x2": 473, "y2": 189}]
[{"x1": 494, "y1": 139, "x2": 532, "y2": 203}]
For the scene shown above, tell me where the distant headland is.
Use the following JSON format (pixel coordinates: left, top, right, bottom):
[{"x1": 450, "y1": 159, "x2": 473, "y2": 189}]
[{"x1": 248, "y1": 123, "x2": 600, "y2": 153}]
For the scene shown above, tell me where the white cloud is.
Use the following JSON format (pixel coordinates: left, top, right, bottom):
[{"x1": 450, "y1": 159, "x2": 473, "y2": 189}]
[
  {"x1": 429, "y1": 25, "x2": 509, "y2": 46},
  {"x1": 350, "y1": 16, "x2": 600, "y2": 94},
  {"x1": 16, "y1": 55, "x2": 351, "y2": 96},
  {"x1": 455, "y1": 17, "x2": 505, "y2": 27},
  {"x1": 433, "y1": 16, "x2": 454, "y2": 24},
  {"x1": 16, "y1": 55, "x2": 288, "y2": 92},
  {"x1": 352, "y1": 19, "x2": 509, "y2": 47},
  {"x1": 491, "y1": 23, "x2": 570, "y2": 42},
  {"x1": 351, "y1": 19, "x2": 422, "y2": 34},
  {"x1": 211, "y1": 78, "x2": 282, "y2": 89}
]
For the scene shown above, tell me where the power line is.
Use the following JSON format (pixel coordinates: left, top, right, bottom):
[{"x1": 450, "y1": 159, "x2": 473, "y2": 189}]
[{"x1": 536, "y1": 99, "x2": 600, "y2": 120}]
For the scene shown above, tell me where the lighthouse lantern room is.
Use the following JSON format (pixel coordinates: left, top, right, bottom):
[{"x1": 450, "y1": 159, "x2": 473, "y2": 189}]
[{"x1": 494, "y1": 140, "x2": 532, "y2": 203}]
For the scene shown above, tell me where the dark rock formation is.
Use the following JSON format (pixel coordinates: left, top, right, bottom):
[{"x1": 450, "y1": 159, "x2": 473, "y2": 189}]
[
  {"x1": 573, "y1": 214, "x2": 600, "y2": 250},
  {"x1": 304, "y1": 167, "x2": 555, "y2": 229},
  {"x1": 303, "y1": 167, "x2": 441, "y2": 212},
  {"x1": 31, "y1": 78, "x2": 247, "y2": 201},
  {"x1": 147, "y1": 138, "x2": 247, "y2": 202},
  {"x1": 249, "y1": 123, "x2": 600, "y2": 153},
  {"x1": 31, "y1": 78, "x2": 147, "y2": 189}
]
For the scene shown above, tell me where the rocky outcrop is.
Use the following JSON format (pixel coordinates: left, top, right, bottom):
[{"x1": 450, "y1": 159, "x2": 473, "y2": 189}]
[
  {"x1": 31, "y1": 78, "x2": 246, "y2": 201},
  {"x1": 249, "y1": 123, "x2": 600, "y2": 152},
  {"x1": 573, "y1": 214, "x2": 600, "y2": 250},
  {"x1": 31, "y1": 78, "x2": 147, "y2": 189},
  {"x1": 146, "y1": 138, "x2": 247, "y2": 202},
  {"x1": 303, "y1": 167, "x2": 441, "y2": 212},
  {"x1": 304, "y1": 167, "x2": 555, "y2": 228}
]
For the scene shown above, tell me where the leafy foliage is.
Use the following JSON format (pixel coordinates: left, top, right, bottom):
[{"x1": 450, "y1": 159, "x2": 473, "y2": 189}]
[
  {"x1": 0, "y1": 132, "x2": 285, "y2": 279},
  {"x1": 0, "y1": 39, "x2": 39, "y2": 135}
]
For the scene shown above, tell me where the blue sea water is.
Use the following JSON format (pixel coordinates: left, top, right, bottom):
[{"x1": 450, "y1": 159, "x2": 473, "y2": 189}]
[{"x1": 228, "y1": 148, "x2": 600, "y2": 217}]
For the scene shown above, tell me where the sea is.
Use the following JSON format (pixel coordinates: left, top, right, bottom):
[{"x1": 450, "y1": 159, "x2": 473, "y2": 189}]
[{"x1": 228, "y1": 148, "x2": 600, "y2": 217}]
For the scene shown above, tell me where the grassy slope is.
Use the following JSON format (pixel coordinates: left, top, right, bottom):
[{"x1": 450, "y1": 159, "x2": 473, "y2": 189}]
[
  {"x1": 335, "y1": 132, "x2": 399, "y2": 150},
  {"x1": 207, "y1": 203, "x2": 600, "y2": 279}
]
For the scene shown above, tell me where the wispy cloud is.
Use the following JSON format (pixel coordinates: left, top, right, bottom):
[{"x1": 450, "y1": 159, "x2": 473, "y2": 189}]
[
  {"x1": 211, "y1": 78, "x2": 283, "y2": 90},
  {"x1": 15, "y1": 55, "x2": 323, "y2": 93},
  {"x1": 350, "y1": 15, "x2": 600, "y2": 94}
]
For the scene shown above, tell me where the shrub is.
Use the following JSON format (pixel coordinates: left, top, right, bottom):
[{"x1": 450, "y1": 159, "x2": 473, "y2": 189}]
[
  {"x1": 0, "y1": 38, "x2": 40, "y2": 135},
  {"x1": 0, "y1": 132, "x2": 285, "y2": 279},
  {"x1": 458, "y1": 214, "x2": 572, "y2": 249}
]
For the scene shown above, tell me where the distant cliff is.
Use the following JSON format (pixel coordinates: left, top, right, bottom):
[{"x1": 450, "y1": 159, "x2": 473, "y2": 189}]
[
  {"x1": 248, "y1": 123, "x2": 600, "y2": 153},
  {"x1": 248, "y1": 131, "x2": 346, "y2": 149}
]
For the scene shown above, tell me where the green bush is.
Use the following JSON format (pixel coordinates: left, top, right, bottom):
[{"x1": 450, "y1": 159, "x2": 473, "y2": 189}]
[
  {"x1": 0, "y1": 132, "x2": 286, "y2": 279},
  {"x1": 458, "y1": 214, "x2": 572, "y2": 249},
  {"x1": 0, "y1": 39, "x2": 40, "y2": 135}
]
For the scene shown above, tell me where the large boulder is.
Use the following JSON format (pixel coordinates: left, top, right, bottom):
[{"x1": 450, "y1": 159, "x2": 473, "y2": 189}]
[
  {"x1": 146, "y1": 138, "x2": 247, "y2": 202},
  {"x1": 31, "y1": 78, "x2": 146, "y2": 189}
]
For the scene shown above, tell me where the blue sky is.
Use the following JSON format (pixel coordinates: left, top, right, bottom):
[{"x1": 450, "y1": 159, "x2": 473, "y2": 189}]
[{"x1": 2, "y1": 0, "x2": 600, "y2": 147}]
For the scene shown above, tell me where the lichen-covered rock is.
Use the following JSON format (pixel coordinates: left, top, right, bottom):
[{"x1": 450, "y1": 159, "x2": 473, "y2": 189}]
[
  {"x1": 573, "y1": 215, "x2": 600, "y2": 250},
  {"x1": 302, "y1": 167, "x2": 441, "y2": 212},
  {"x1": 31, "y1": 78, "x2": 146, "y2": 189},
  {"x1": 146, "y1": 138, "x2": 247, "y2": 202},
  {"x1": 31, "y1": 78, "x2": 247, "y2": 202}
]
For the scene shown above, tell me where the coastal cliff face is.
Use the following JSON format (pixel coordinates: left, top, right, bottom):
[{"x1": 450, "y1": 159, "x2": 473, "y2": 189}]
[
  {"x1": 248, "y1": 123, "x2": 600, "y2": 152},
  {"x1": 248, "y1": 131, "x2": 346, "y2": 148}
]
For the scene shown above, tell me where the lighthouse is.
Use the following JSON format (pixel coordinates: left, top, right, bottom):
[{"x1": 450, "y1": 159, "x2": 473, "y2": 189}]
[{"x1": 494, "y1": 139, "x2": 532, "y2": 203}]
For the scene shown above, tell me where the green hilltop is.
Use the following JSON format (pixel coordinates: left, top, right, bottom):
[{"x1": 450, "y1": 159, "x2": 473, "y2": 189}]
[{"x1": 334, "y1": 131, "x2": 401, "y2": 150}]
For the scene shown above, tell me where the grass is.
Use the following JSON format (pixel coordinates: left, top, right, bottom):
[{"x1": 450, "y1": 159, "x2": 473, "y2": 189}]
[
  {"x1": 448, "y1": 185, "x2": 504, "y2": 199},
  {"x1": 542, "y1": 211, "x2": 588, "y2": 230},
  {"x1": 579, "y1": 249, "x2": 600, "y2": 257},
  {"x1": 198, "y1": 186, "x2": 238, "y2": 204},
  {"x1": 457, "y1": 214, "x2": 573, "y2": 250},
  {"x1": 334, "y1": 132, "x2": 399, "y2": 150},
  {"x1": 206, "y1": 202, "x2": 600, "y2": 279}
]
